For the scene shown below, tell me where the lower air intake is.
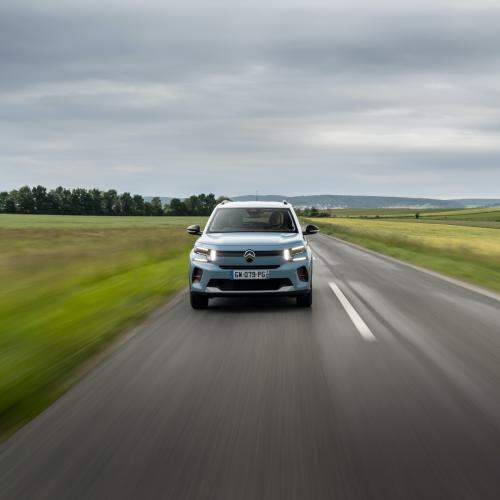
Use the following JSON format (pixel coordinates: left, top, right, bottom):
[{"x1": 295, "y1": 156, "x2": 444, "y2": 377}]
[{"x1": 207, "y1": 278, "x2": 292, "y2": 291}]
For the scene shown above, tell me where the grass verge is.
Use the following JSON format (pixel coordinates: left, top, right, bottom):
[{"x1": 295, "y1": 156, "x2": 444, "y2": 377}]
[
  {"x1": 0, "y1": 215, "x2": 205, "y2": 439},
  {"x1": 309, "y1": 217, "x2": 500, "y2": 294}
]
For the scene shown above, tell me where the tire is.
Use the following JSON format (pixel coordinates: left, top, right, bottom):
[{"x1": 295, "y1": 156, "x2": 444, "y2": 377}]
[
  {"x1": 296, "y1": 289, "x2": 312, "y2": 307},
  {"x1": 190, "y1": 293, "x2": 209, "y2": 309}
]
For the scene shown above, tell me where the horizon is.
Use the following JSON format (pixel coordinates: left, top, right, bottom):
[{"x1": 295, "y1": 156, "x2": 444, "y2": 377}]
[{"x1": 3, "y1": 184, "x2": 500, "y2": 201}]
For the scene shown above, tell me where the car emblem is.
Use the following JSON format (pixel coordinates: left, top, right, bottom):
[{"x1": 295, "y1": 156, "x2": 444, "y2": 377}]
[{"x1": 243, "y1": 249, "x2": 256, "y2": 263}]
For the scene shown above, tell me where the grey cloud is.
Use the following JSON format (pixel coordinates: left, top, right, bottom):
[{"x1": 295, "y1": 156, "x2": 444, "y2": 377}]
[{"x1": 1, "y1": 0, "x2": 500, "y2": 197}]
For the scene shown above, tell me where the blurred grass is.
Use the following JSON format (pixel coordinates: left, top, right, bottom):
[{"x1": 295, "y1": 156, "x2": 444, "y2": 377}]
[
  {"x1": 309, "y1": 217, "x2": 500, "y2": 293},
  {"x1": 0, "y1": 213, "x2": 205, "y2": 229},
  {"x1": 0, "y1": 215, "x2": 207, "y2": 438}
]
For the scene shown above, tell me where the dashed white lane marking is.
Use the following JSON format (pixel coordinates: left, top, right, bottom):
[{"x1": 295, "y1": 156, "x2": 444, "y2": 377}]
[{"x1": 329, "y1": 281, "x2": 376, "y2": 342}]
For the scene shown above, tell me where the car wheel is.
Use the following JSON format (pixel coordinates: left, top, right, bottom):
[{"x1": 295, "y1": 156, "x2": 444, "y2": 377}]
[
  {"x1": 296, "y1": 290, "x2": 312, "y2": 307},
  {"x1": 190, "y1": 293, "x2": 209, "y2": 309}
]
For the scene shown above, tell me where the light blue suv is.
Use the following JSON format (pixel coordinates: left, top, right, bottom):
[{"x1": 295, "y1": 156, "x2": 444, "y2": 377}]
[{"x1": 186, "y1": 201, "x2": 319, "y2": 309}]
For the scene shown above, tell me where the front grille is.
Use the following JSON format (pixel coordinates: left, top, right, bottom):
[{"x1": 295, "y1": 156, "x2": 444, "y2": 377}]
[
  {"x1": 218, "y1": 265, "x2": 280, "y2": 269},
  {"x1": 217, "y1": 250, "x2": 283, "y2": 257},
  {"x1": 207, "y1": 278, "x2": 293, "y2": 291}
]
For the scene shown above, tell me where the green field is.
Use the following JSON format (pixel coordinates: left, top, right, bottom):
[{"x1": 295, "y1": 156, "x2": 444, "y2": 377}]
[
  {"x1": 0, "y1": 214, "x2": 207, "y2": 438},
  {"x1": 327, "y1": 208, "x2": 438, "y2": 217},
  {"x1": 310, "y1": 217, "x2": 500, "y2": 293},
  {"x1": 325, "y1": 206, "x2": 500, "y2": 218},
  {"x1": 424, "y1": 207, "x2": 500, "y2": 221},
  {"x1": 324, "y1": 206, "x2": 500, "y2": 229}
]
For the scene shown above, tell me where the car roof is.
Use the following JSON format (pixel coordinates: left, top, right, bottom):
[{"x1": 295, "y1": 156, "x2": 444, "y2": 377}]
[{"x1": 216, "y1": 200, "x2": 293, "y2": 208}]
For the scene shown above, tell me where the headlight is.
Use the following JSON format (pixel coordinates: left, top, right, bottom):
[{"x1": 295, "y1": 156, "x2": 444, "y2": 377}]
[
  {"x1": 284, "y1": 245, "x2": 307, "y2": 262},
  {"x1": 193, "y1": 246, "x2": 217, "y2": 262}
]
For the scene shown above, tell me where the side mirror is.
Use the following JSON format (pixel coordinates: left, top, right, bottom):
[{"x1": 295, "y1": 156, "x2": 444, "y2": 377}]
[
  {"x1": 186, "y1": 224, "x2": 202, "y2": 235},
  {"x1": 303, "y1": 224, "x2": 319, "y2": 235}
]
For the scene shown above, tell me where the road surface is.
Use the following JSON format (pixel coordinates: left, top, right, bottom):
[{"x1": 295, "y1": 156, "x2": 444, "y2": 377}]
[{"x1": 1, "y1": 234, "x2": 500, "y2": 499}]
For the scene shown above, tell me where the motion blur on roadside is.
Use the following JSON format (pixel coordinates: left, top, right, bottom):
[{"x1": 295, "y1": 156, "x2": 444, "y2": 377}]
[{"x1": 0, "y1": 215, "x2": 196, "y2": 437}]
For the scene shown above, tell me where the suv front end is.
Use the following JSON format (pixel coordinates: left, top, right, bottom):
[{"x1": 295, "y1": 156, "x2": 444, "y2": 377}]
[{"x1": 186, "y1": 201, "x2": 319, "y2": 309}]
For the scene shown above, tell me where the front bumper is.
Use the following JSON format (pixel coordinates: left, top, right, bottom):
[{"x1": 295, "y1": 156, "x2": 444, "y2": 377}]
[{"x1": 189, "y1": 259, "x2": 312, "y2": 298}]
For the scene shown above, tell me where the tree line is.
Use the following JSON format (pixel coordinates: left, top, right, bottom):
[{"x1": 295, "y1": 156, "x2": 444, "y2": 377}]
[{"x1": 0, "y1": 186, "x2": 228, "y2": 216}]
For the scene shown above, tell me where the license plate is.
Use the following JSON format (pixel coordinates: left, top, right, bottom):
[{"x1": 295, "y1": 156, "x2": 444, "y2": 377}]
[{"x1": 232, "y1": 270, "x2": 269, "y2": 280}]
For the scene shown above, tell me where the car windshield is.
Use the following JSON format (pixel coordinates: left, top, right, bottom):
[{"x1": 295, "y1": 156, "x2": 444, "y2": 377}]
[{"x1": 208, "y1": 207, "x2": 297, "y2": 233}]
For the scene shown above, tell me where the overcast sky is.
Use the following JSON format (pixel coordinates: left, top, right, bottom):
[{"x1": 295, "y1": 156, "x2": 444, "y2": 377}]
[{"x1": 1, "y1": 0, "x2": 500, "y2": 198}]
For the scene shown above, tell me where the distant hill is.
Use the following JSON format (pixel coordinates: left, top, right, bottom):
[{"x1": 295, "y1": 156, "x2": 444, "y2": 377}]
[
  {"x1": 145, "y1": 194, "x2": 500, "y2": 209},
  {"x1": 230, "y1": 194, "x2": 500, "y2": 209}
]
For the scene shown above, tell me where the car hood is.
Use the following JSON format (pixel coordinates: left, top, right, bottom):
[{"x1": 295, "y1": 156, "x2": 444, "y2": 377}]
[{"x1": 197, "y1": 232, "x2": 303, "y2": 250}]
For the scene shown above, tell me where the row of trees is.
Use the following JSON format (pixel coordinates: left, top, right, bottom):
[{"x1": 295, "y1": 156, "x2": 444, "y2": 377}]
[
  {"x1": 0, "y1": 186, "x2": 227, "y2": 216},
  {"x1": 168, "y1": 194, "x2": 227, "y2": 216}
]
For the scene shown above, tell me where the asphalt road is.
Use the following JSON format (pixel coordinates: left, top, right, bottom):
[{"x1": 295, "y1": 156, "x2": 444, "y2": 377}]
[{"x1": 1, "y1": 234, "x2": 500, "y2": 499}]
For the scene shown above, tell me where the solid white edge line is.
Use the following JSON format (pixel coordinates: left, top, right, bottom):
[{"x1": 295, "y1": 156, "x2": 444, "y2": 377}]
[
  {"x1": 322, "y1": 234, "x2": 500, "y2": 304},
  {"x1": 329, "y1": 281, "x2": 376, "y2": 342}
]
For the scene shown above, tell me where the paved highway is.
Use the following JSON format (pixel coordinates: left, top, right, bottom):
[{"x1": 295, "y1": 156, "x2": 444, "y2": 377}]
[{"x1": 1, "y1": 234, "x2": 500, "y2": 499}]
